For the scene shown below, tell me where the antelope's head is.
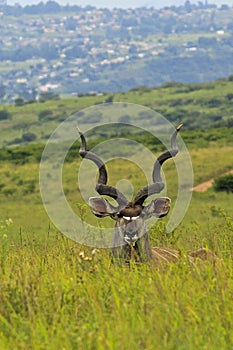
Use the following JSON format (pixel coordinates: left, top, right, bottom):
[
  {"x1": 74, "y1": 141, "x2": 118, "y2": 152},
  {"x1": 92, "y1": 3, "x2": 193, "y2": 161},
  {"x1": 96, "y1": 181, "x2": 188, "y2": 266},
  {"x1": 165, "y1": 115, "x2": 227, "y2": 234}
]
[{"x1": 78, "y1": 124, "x2": 182, "y2": 247}]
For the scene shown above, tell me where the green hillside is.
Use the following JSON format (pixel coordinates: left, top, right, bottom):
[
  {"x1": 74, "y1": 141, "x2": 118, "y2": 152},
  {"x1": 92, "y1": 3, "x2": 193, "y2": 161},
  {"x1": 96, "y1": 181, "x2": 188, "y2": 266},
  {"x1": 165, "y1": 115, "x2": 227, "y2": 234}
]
[{"x1": 0, "y1": 77, "x2": 233, "y2": 148}]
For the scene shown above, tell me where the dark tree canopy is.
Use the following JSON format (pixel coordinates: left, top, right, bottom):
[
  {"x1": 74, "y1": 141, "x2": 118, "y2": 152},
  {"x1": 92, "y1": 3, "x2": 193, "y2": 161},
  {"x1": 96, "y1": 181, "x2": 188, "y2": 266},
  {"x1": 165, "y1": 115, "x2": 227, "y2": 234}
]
[{"x1": 214, "y1": 174, "x2": 233, "y2": 193}]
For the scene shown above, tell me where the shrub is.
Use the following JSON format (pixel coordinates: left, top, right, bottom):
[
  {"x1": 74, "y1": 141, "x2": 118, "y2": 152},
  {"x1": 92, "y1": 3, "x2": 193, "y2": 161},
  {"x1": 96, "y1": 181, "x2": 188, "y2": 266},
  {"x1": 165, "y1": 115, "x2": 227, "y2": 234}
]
[
  {"x1": 2, "y1": 187, "x2": 15, "y2": 196},
  {"x1": 22, "y1": 132, "x2": 37, "y2": 142},
  {"x1": 23, "y1": 180, "x2": 36, "y2": 194},
  {"x1": 15, "y1": 98, "x2": 25, "y2": 106},
  {"x1": 119, "y1": 115, "x2": 131, "y2": 123},
  {"x1": 0, "y1": 109, "x2": 11, "y2": 120},
  {"x1": 161, "y1": 81, "x2": 184, "y2": 89},
  {"x1": 81, "y1": 112, "x2": 102, "y2": 124},
  {"x1": 226, "y1": 93, "x2": 233, "y2": 101},
  {"x1": 38, "y1": 110, "x2": 53, "y2": 121},
  {"x1": 226, "y1": 118, "x2": 233, "y2": 127},
  {"x1": 39, "y1": 92, "x2": 60, "y2": 102},
  {"x1": 207, "y1": 98, "x2": 221, "y2": 108},
  {"x1": 214, "y1": 174, "x2": 233, "y2": 193},
  {"x1": 105, "y1": 95, "x2": 114, "y2": 103},
  {"x1": 130, "y1": 86, "x2": 152, "y2": 93}
]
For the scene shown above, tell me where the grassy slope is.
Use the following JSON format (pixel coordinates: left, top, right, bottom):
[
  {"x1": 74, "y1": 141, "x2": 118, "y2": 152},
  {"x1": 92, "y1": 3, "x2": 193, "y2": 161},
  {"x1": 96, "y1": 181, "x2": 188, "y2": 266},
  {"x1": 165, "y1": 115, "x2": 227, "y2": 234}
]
[
  {"x1": 0, "y1": 144, "x2": 232, "y2": 233},
  {"x1": 0, "y1": 80, "x2": 233, "y2": 349},
  {"x1": 0, "y1": 77, "x2": 233, "y2": 147}
]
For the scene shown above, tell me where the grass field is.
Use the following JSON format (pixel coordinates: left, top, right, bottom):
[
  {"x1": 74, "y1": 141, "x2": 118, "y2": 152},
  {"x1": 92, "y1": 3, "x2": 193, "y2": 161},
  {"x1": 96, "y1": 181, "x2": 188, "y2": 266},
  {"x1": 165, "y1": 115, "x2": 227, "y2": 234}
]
[
  {"x1": 0, "y1": 135, "x2": 233, "y2": 349},
  {"x1": 0, "y1": 78, "x2": 233, "y2": 348},
  {"x1": 0, "y1": 230, "x2": 232, "y2": 350}
]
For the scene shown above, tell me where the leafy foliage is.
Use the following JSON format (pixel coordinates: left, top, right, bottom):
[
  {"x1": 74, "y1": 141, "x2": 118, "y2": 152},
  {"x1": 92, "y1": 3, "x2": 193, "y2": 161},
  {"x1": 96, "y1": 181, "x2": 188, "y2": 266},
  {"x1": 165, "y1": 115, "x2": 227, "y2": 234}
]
[
  {"x1": 38, "y1": 92, "x2": 60, "y2": 103},
  {"x1": 0, "y1": 144, "x2": 44, "y2": 164},
  {"x1": 0, "y1": 109, "x2": 11, "y2": 120},
  {"x1": 214, "y1": 174, "x2": 233, "y2": 193},
  {"x1": 14, "y1": 97, "x2": 25, "y2": 106},
  {"x1": 38, "y1": 109, "x2": 54, "y2": 121}
]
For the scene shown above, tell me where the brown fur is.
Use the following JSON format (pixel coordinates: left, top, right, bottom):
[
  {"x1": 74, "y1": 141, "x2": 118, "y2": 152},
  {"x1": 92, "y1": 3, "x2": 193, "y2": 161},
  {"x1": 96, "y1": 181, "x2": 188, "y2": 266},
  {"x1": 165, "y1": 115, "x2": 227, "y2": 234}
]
[{"x1": 150, "y1": 246, "x2": 221, "y2": 266}]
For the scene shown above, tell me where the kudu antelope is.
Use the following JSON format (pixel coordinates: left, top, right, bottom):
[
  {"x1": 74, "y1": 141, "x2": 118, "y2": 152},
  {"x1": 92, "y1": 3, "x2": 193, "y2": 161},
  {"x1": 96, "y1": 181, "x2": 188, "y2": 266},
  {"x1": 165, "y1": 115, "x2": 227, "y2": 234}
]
[{"x1": 78, "y1": 125, "x2": 220, "y2": 266}]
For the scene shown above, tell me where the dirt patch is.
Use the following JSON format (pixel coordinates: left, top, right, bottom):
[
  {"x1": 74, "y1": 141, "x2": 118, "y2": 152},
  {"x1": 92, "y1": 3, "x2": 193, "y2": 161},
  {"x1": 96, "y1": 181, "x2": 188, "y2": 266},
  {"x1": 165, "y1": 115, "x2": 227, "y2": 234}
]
[
  {"x1": 192, "y1": 170, "x2": 233, "y2": 193},
  {"x1": 192, "y1": 179, "x2": 214, "y2": 192}
]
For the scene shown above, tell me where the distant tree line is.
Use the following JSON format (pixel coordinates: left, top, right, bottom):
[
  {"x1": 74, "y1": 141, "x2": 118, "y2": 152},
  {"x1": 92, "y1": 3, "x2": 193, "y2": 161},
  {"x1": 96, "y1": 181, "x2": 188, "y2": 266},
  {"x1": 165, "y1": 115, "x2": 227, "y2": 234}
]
[
  {"x1": 0, "y1": 1, "x2": 92, "y2": 16},
  {"x1": 1, "y1": 0, "x2": 231, "y2": 18}
]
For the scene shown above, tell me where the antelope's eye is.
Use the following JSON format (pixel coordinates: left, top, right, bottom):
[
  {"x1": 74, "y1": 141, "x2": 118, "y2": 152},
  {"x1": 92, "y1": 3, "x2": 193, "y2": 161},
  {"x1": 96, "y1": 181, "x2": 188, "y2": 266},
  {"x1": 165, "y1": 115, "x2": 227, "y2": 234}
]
[
  {"x1": 111, "y1": 213, "x2": 120, "y2": 220},
  {"x1": 123, "y1": 216, "x2": 131, "y2": 221},
  {"x1": 131, "y1": 216, "x2": 140, "y2": 221}
]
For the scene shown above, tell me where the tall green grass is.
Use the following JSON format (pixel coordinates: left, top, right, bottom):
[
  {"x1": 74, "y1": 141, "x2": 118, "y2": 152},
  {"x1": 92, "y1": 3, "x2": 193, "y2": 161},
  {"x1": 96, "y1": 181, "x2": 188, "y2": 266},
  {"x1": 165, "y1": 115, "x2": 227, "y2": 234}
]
[
  {"x1": 0, "y1": 138, "x2": 232, "y2": 349},
  {"x1": 0, "y1": 215, "x2": 232, "y2": 350}
]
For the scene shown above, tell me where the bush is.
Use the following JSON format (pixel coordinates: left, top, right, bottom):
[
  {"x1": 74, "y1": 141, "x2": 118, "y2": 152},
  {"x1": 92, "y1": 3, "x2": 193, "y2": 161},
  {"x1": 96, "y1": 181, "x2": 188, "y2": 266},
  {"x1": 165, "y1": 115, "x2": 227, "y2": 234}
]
[
  {"x1": 15, "y1": 97, "x2": 25, "y2": 106},
  {"x1": 23, "y1": 180, "x2": 36, "y2": 194},
  {"x1": 161, "y1": 81, "x2": 184, "y2": 89},
  {"x1": 0, "y1": 109, "x2": 11, "y2": 120},
  {"x1": 81, "y1": 112, "x2": 102, "y2": 124},
  {"x1": 2, "y1": 187, "x2": 15, "y2": 196},
  {"x1": 119, "y1": 115, "x2": 131, "y2": 123},
  {"x1": 22, "y1": 132, "x2": 37, "y2": 142},
  {"x1": 105, "y1": 95, "x2": 114, "y2": 103},
  {"x1": 130, "y1": 86, "x2": 152, "y2": 93},
  {"x1": 0, "y1": 144, "x2": 45, "y2": 164},
  {"x1": 38, "y1": 110, "x2": 53, "y2": 121},
  {"x1": 226, "y1": 118, "x2": 233, "y2": 127},
  {"x1": 214, "y1": 174, "x2": 233, "y2": 193},
  {"x1": 39, "y1": 92, "x2": 60, "y2": 102},
  {"x1": 226, "y1": 93, "x2": 233, "y2": 101}
]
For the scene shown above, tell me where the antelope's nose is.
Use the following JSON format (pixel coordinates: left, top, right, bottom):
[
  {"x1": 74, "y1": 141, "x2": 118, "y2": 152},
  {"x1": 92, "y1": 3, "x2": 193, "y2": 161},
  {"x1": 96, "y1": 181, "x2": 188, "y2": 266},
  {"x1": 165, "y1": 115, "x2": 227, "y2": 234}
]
[{"x1": 124, "y1": 230, "x2": 138, "y2": 244}]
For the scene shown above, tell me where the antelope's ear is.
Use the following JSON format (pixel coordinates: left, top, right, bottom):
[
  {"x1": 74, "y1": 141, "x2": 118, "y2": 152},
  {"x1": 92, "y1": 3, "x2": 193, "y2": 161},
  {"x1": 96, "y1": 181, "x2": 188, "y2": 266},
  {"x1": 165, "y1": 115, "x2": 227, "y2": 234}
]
[
  {"x1": 88, "y1": 197, "x2": 117, "y2": 218},
  {"x1": 143, "y1": 197, "x2": 171, "y2": 219}
]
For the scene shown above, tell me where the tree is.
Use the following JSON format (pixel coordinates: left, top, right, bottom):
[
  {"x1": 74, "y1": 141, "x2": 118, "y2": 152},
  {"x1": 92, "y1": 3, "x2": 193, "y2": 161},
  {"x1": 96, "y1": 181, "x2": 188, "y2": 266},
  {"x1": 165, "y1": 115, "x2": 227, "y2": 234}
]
[
  {"x1": 0, "y1": 84, "x2": 6, "y2": 98},
  {"x1": 22, "y1": 132, "x2": 37, "y2": 142},
  {"x1": 0, "y1": 109, "x2": 11, "y2": 120},
  {"x1": 15, "y1": 97, "x2": 25, "y2": 106},
  {"x1": 214, "y1": 174, "x2": 233, "y2": 193},
  {"x1": 40, "y1": 43, "x2": 59, "y2": 60},
  {"x1": 38, "y1": 110, "x2": 53, "y2": 121},
  {"x1": 39, "y1": 92, "x2": 60, "y2": 102},
  {"x1": 184, "y1": 1, "x2": 192, "y2": 13},
  {"x1": 64, "y1": 17, "x2": 77, "y2": 31},
  {"x1": 226, "y1": 93, "x2": 233, "y2": 101},
  {"x1": 198, "y1": 36, "x2": 217, "y2": 48},
  {"x1": 119, "y1": 115, "x2": 131, "y2": 123},
  {"x1": 45, "y1": 1, "x2": 61, "y2": 13},
  {"x1": 105, "y1": 95, "x2": 114, "y2": 103}
]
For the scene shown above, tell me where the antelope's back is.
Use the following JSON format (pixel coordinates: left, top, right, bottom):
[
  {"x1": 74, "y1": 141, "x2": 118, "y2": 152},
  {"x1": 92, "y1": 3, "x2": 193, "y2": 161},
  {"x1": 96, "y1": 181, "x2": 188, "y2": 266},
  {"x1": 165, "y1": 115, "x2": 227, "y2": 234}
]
[{"x1": 151, "y1": 247, "x2": 180, "y2": 264}]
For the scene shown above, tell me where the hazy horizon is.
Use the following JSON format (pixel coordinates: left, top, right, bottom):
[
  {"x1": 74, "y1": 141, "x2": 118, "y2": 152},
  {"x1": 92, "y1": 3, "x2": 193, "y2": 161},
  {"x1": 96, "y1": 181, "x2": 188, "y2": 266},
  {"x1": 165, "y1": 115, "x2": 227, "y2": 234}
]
[{"x1": 6, "y1": 0, "x2": 233, "y2": 9}]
